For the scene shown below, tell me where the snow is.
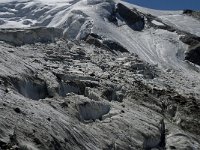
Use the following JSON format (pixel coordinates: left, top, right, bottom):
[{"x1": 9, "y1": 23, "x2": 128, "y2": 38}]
[
  {"x1": 151, "y1": 20, "x2": 164, "y2": 26},
  {"x1": 159, "y1": 14, "x2": 200, "y2": 36},
  {"x1": 0, "y1": 20, "x2": 30, "y2": 28}
]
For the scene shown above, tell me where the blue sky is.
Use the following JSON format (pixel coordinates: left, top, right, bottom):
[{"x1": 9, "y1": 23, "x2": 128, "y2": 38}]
[{"x1": 125, "y1": 0, "x2": 200, "y2": 10}]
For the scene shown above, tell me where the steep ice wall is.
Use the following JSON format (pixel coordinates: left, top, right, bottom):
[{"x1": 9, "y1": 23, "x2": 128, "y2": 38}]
[{"x1": 0, "y1": 27, "x2": 62, "y2": 45}]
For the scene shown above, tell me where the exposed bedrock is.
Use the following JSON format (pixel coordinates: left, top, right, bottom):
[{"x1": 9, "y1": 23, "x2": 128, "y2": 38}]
[
  {"x1": 180, "y1": 34, "x2": 200, "y2": 46},
  {"x1": 0, "y1": 27, "x2": 63, "y2": 46},
  {"x1": 183, "y1": 9, "x2": 200, "y2": 20},
  {"x1": 185, "y1": 44, "x2": 200, "y2": 66},
  {"x1": 77, "y1": 101, "x2": 110, "y2": 122},
  {"x1": 116, "y1": 3, "x2": 145, "y2": 31},
  {"x1": 102, "y1": 40, "x2": 129, "y2": 53},
  {"x1": 84, "y1": 33, "x2": 129, "y2": 53},
  {"x1": 179, "y1": 34, "x2": 200, "y2": 66},
  {"x1": 84, "y1": 33, "x2": 103, "y2": 48}
]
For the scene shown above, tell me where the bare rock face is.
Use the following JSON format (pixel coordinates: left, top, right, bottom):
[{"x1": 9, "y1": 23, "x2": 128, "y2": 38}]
[
  {"x1": 185, "y1": 44, "x2": 200, "y2": 66},
  {"x1": 116, "y1": 3, "x2": 145, "y2": 31},
  {"x1": 183, "y1": 9, "x2": 200, "y2": 20},
  {"x1": 179, "y1": 34, "x2": 200, "y2": 66},
  {"x1": 102, "y1": 40, "x2": 129, "y2": 53},
  {"x1": 85, "y1": 33, "x2": 103, "y2": 48},
  {"x1": 0, "y1": 27, "x2": 62, "y2": 46},
  {"x1": 84, "y1": 33, "x2": 129, "y2": 53}
]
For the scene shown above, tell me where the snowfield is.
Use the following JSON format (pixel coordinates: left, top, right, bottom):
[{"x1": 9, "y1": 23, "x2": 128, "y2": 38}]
[{"x1": 0, "y1": 0, "x2": 200, "y2": 149}]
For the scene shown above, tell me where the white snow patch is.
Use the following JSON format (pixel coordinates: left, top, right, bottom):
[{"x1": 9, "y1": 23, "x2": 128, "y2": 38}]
[
  {"x1": 159, "y1": 14, "x2": 200, "y2": 36},
  {"x1": 152, "y1": 20, "x2": 164, "y2": 26}
]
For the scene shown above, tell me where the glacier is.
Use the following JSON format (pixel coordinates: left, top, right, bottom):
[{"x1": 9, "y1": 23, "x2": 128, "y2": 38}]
[{"x1": 0, "y1": 0, "x2": 200, "y2": 149}]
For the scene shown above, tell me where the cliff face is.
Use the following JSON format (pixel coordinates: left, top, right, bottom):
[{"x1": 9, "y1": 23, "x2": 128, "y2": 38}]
[
  {"x1": 0, "y1": 0, "x2": 200, "y2": 150},
  {"x1": 185, "y1": 44, "x2": 200, "y2": 66}
]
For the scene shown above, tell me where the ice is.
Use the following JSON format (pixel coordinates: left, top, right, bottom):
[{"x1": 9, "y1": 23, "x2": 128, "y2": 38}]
[
  {"x1": 151, "y1": 20, "x2": 164, "y2": 26},
  {"x1": 0, "y1": 0, "x2": 199, "y2": 97}
]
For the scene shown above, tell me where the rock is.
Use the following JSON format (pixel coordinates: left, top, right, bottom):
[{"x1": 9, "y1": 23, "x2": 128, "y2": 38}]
[
  {"x1": 14, "y1": 107, "x2": 21, "y2": 113},
  {"x1": 180, "y1": 34, "x2": 200, "y2": 47},
  {"x1": 183, "y1": 9, "x2": 194, "y2": 14},
  {"x1": 185, "y1": 44, "x2": 200, "y2": 66},
  {"x1": 22, "y1": 20, "x2": 33, "y2": 25},
  {"x1": 85, "y1": 34, "x2": 102, "y2": 47},
  {"x1": 183, "y1": 9, "x2": 200, "y2": 20},
  {"x1": 102, "y1": 40, "x2": 129, "y2": 53},
  {"x1": 102, "y1": 87, "x2": 124, "y2": 102},
  {"x1": 85, "y1": 34, "x2": 129, "y2": 53},
  {"x1": 116, "y1": 3, "x2": 145, "y2": 31}
]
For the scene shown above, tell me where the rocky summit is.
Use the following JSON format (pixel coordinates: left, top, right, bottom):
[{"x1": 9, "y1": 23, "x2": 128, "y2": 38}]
[{"x1": 0, "y1": 0, "x2": 200, "y2": 150}]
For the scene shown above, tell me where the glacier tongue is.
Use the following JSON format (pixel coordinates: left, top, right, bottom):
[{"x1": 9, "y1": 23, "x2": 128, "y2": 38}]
[{"x1": 0, "y1": 0, "x2": 200, "y2": 150}]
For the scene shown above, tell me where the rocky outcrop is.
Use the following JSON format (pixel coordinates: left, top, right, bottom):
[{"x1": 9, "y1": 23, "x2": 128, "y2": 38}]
[
  {"x1": 85, "y1": 33, "x2": 129, "y2": 53},
  {"x1": 183, "y1": 9, "x2": 200, "y2": 20},
  {"x1": 180, "y1": 34, "x2": 200, "y2": 46},
  {"x1": 116, "y1": 3, "x2": 145, "y2": 31},
  {"x1": 84, "y1": 33, "x2": 103, "y2": 48},
  {"x1": 102, "y1": 40, "x2": 129, "y2": 53},
  {"x1": 185, "y1": 44, "x2": 200, "y2": 66},
  {"x1": 179, "y1": 34, "x2": 200, "y2": 66}
]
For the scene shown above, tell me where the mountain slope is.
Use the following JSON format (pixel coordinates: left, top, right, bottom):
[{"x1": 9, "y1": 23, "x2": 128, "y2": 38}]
[{"x1": 0, "y1": 0, "x2": 200, "y2": 150}]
